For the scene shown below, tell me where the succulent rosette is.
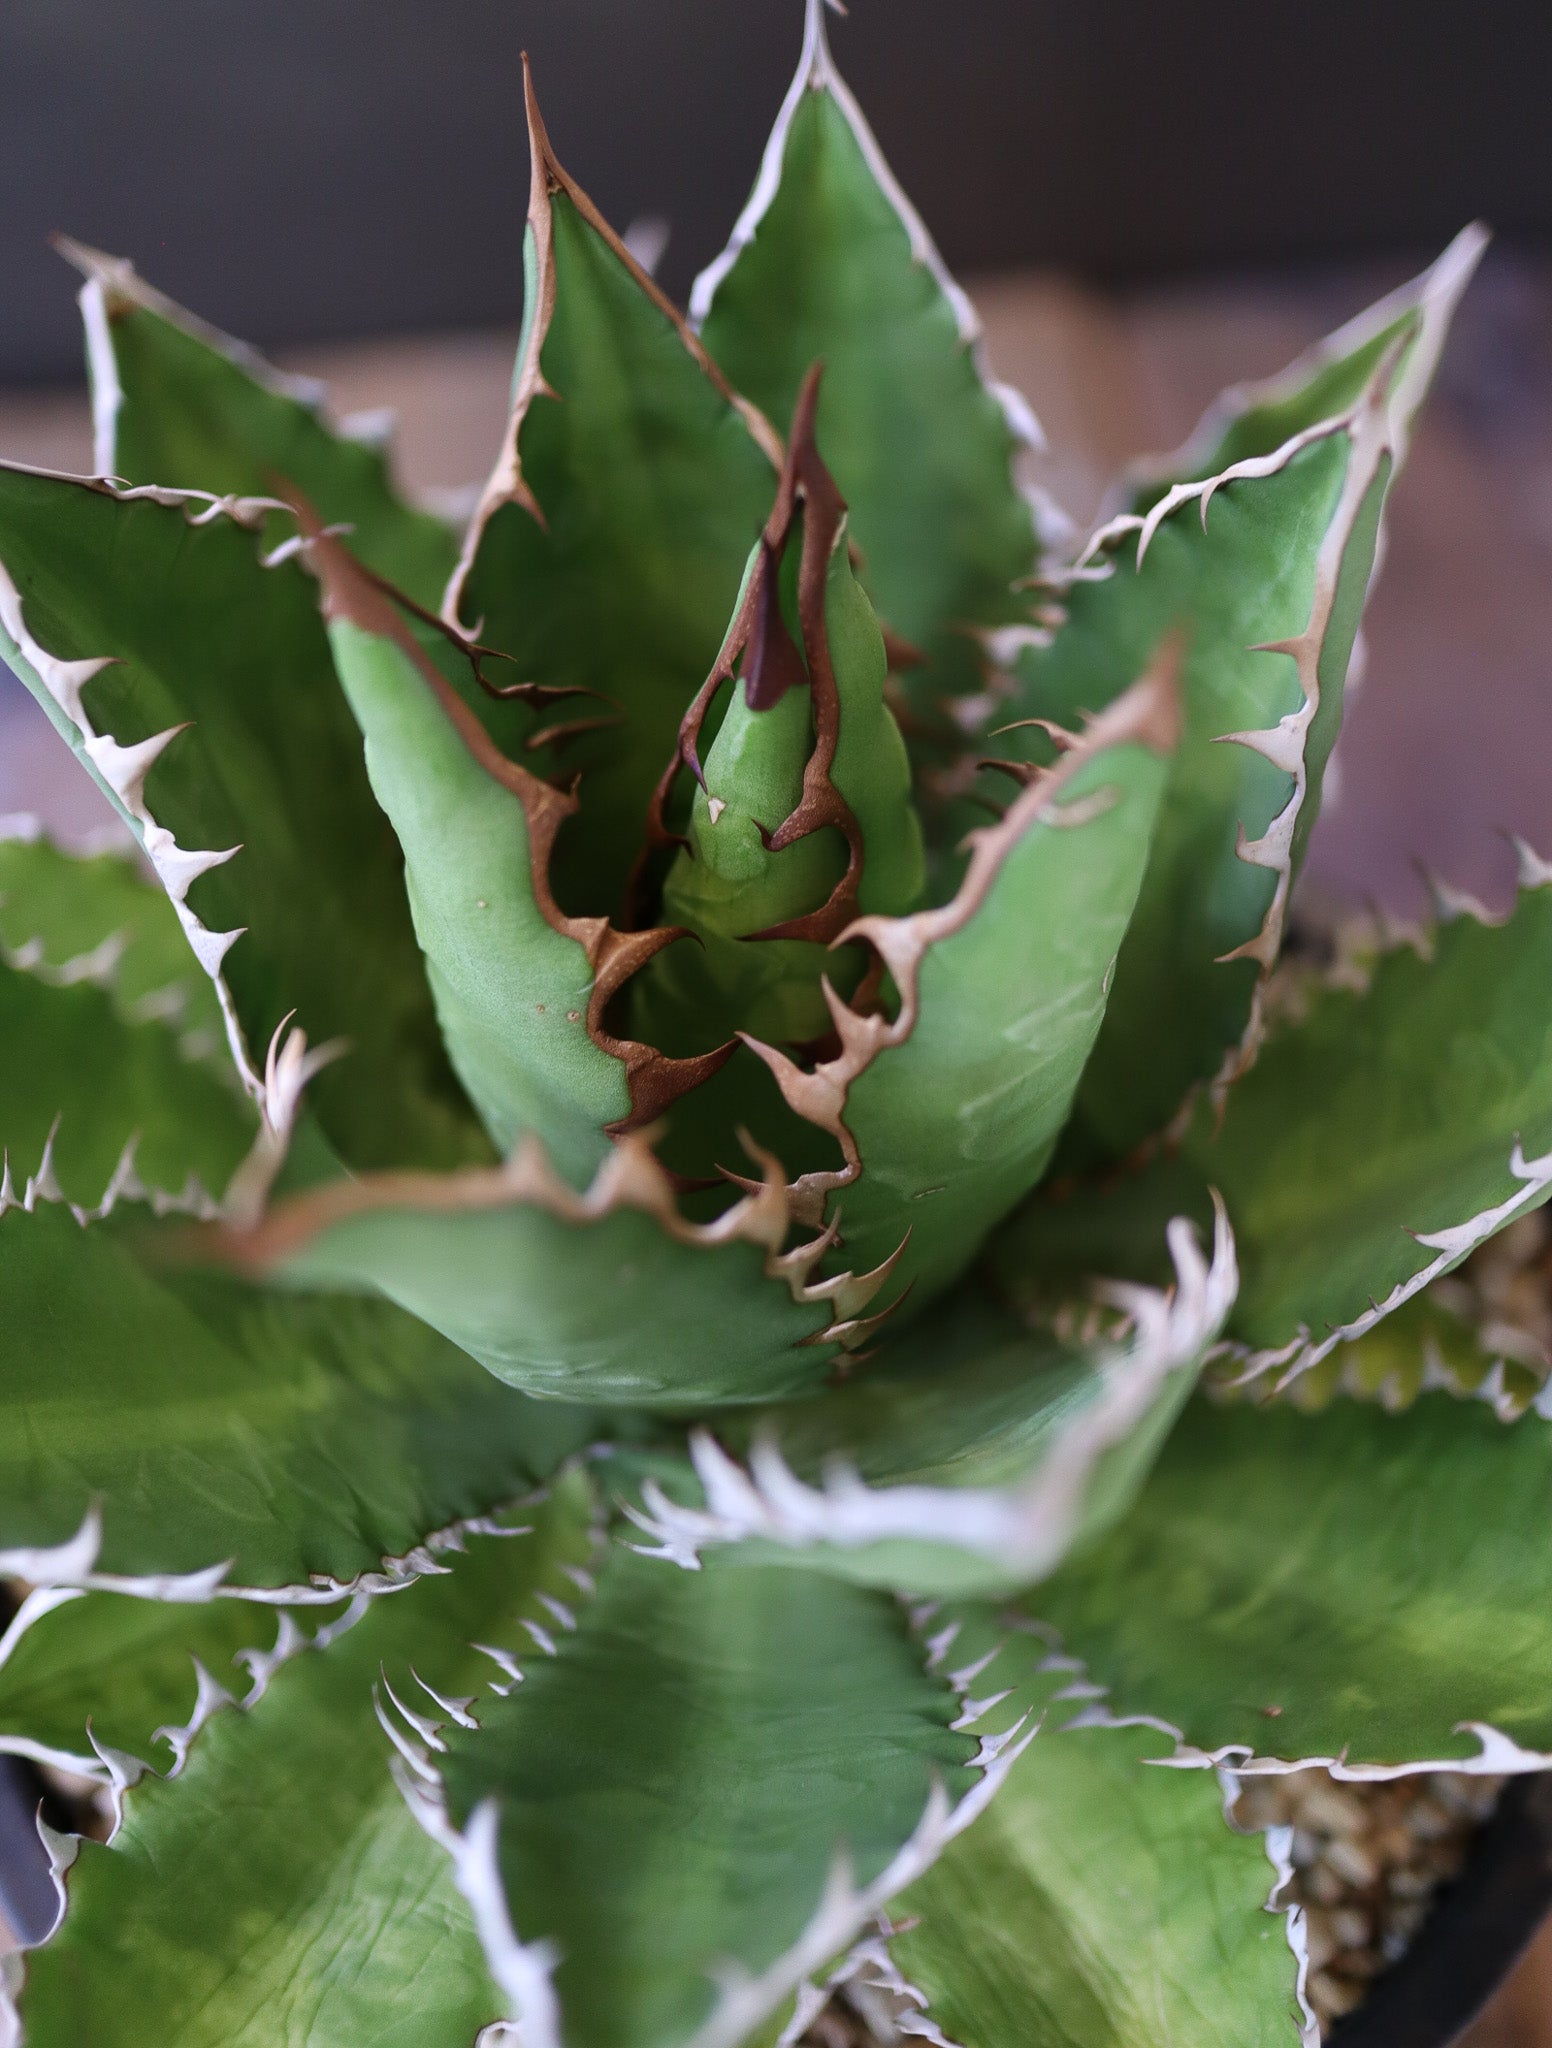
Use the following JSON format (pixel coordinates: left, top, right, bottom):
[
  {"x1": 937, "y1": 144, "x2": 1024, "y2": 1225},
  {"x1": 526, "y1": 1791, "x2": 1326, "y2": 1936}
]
[{"x1": 0, "y1": 5, "x2": 1544, "y2": 2045}]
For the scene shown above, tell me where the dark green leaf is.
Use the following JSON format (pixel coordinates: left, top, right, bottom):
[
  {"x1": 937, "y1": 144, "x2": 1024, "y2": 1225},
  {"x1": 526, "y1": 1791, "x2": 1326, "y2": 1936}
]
[
  {"x1": 1003, "y1": 232, "x2": 1482, "y2": 1165},
  {"x1": 14, "y1": 1484, "x2": 597, "y2": 2048},
  {"x1": 0, "y1": 1199, "x2": 597, "y2": 1592},
  {"x1": 696, "y1": 0, "x2": 1039, "y2": 718},
  {"x1": 433, "y1": 1544, "x2": 981, "y2": 2048},
  {"x1": 448, "y1": 70, "x2": 780, "y2": 915},
  {"x1": 0, "y1": 463, "x2": 483, "y2": 1171},
  {"x1": 63, "y1": 239, "x2": 458, "y2": 610},
  {"x1": 1031, "y1": 1394, "x2": 1552, "y2": 1769}
]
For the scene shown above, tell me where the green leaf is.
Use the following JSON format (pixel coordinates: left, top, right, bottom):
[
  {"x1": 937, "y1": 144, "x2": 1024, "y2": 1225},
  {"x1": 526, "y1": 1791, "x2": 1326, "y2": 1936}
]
[
  {"x1": 0, "y1": 827, "x2": 250, "y2": 1207},
  {"x1": 61, "y1": 238, "x2": 458, "y2": 610},
  {"x1": 632, "y1": 380, "x2": 924, "y2": 1077},
  {"x1": 315, "y1": 535, "x2": 716, "y2": 1186},
  {"x1": 748, "y1": 657, "x2": 1177, "y2": 1313},
  {"x1": 696, "y1": 0, "x2": 1039, "y2": 719},
  {"x1": 223, "y1": 1131, "x2": 883, "y2": 1407},
  {"x1": 996, "y1": 877, "x2": 1552, "y2": 1386},
  {"x1": 1128, "y1": 224, "x2": 1486, "y2": 495},
  {"x1": 0, "y1": 956, "x2": 251, "y2": 1213},
  {"x1": 0, "y1": 462, "x2": 483, "y2": 1172},
  {"x1": 14, "y1": 1483, "x2": 598, "y2": 2048},
  {"x1": 448, "y1": 67, "x2": 780, "y2": 916},
  {"x1": 1030, "y1": 1393, "x2": 1552, "y2": 1770},
  {"x1": 430, "y1": 1544, "x2": 983, "y2": 2048},
  {"x1": 0, "y1": 1588, "x2": 293, "y2": 1775},
  {"x1": 0, "y1": 1198, "x2": 598, "y2": 1592},
  {"x1": 891, "y1": 1709, "x2": 1305, "y2": 2048},
  {"x1": 0, "y1": 826, "x2": 225, "y2": 1050},
  {"x1": 1003, "y1": 231, "x2": 1482, "y2": 1166},
  {"x1": 622, "y1": 1206, "x2": 1233, "y2": 1598}
]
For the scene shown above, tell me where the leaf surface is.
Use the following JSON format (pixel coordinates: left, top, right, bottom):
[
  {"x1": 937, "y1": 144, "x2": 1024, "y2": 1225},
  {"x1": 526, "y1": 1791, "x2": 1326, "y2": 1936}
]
[
  {"x1": 0, "y1": 1589, "x2": 300, "y2": 1775},
  {"x1": 0, "y1": 1199, "x2": 597, "y2": 1592},
  {"x1": 0, "y1": 829, "x2": 224, "y2": 1047},
  {"x1": 995, "y1": 880, "x2": 1552, "y2": 1383},
  {"x1": 1003, "y1": 232, "x2": 1482, "y2": 1164},
  {"x1": 449, "y1": 68, "x2": 779, "y2": 915},
  {"x1": 696, "y1": 0, "x2": 1039, "y2": 719},
  {"x1": 749, "y1": 658, "x2": 1177, "y2": 1312},
  {"x1": 15, "y1": 1487, "x2": 597, "y2": 2048},
  {"x1": 887, "y1": 1616, "x2": 1305, "y2": 2048},
  {"x1": 1030, "y1": 1393, "x2": 1552, "y2": 1770},
  {"x1": 0, "y1": 464, "x2": 481, "y2": 1171},
  {"x1": 63, "y1": 239, "x2": 458, "y2": 609},
  {"x1": 225, "y1": 1132, "x2": 869, "y2": 1408},
  {"x1": 432, "y1": 1544, "x2": 980, "y2": 2048},
  {"x1": 621, "y1": 1207, "x2": 1233, "y2": 1598}
]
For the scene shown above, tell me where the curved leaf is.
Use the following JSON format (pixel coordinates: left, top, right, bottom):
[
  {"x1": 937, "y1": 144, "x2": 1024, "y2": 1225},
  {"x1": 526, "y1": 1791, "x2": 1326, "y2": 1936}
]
[
  {"x1": 220, "y1": 1130, "x2": 894, "y2": 1408},
  {"x1": 0, "y1": 1197, "x2": 597, "y2": 1593},
  {"x1": 695, "y1": 0, "x2": 1039, "y2": 719},
  {"x1": 635, "y1": 378, "x2": 925, "y2": 1063},
  {"x1": 314, "y1": 536, "x2": 721, "y2": 1186},
  {"x1": 622, "y1": 1207, "x2": 1233, "y2": 1598},
  {"x1": 996, "y1": 875, "x2": 1552, "y2": 1386},
  {"x1": 1030, "y1": 1393, "x2": 1552, "y2": 1772},
  {"x1": 60, "y1": 237, "x2": 458, "y2": 609},
  {"x1": 885, "y1": 1614, "x2": 1306, "y2": 2048},
  {"x1": 1002, "y1": 231, "x2": 1482, "y2": 1165},
  {"x1": 427, "y1": 1545, "x2": 985, "y2": 2048},
  {"x1": 13, "y1": 1485, "x2": 597, "y2": 2048},
  {"x1": 0, "y1": 463, "x2": 482, "y2": 1171},
  {"x1": 448, "y1": 65, "x2": 779, "y2": 916},
  {"x1": 747, "y1": 655, "x2": 1177, "y2": 1312}
]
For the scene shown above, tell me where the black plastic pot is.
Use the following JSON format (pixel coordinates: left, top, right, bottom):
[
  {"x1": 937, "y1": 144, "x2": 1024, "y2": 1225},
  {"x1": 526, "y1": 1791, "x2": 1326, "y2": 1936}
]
[{"x1": 1, "y1": 1753, "x2": 1549, "y2": 2041}]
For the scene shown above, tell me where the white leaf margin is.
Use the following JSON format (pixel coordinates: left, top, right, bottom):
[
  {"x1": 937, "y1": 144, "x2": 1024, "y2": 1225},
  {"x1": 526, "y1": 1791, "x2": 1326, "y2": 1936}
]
[
  {"x1": 404, "y1": 1565, "x2": 1033, "y2": 2048},
  {"x1": 625, "y1": 1205, "x2": 1234, "y2": 1583},
  {"x1": 688, "y1": 0, "x2": 1046, "y2": 468},
  {"x1": 0, "y1": 465, "x2": 293, "y2": 1114}
]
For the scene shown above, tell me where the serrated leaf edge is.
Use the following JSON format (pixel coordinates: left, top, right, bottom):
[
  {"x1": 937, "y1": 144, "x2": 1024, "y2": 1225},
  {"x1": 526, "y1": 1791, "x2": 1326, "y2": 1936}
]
[
  {"x1": 1048, "y1": 1642, "x2": 1552, "y2": 1784},
  {"x1": 1115, "y1": 224, "x2": 1488, "y2": 514},
  {"x1": 445, "y1": 59, "x2": 782, "y2": 630},
  {"x1": 625, "y1": 1203, "x2": 1233, "y2": 1580},
  {"x1": 0, "y1": 478, "x2": 290, "y2": 1111},
  {"x1": 688, "y1": 0, "x2": 1045, "y2": 471},
  {"x1": 217, "y1": 1120, "x2": 900, "y2": 1354},
  {"x1": 1223, "y1": 1134, "x2": 1552, "y2": 1392},
  {"x1": 55, "y1": 237, "x2": 330, "y2": 480},
  {"x1": 741, "y1": 648, "x2": 1180, "y2": 1235},
  {"x1": 383, "y1": 1496, "x2": 612, "y2": 2048},
  {"x1": 1063, "y1": 228, "x2": 1481, "y2": 1133}
]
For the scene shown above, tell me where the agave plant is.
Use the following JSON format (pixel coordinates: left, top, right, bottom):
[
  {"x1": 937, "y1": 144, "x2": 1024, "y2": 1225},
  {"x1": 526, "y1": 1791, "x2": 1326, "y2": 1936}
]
[{"x1": 0, "y1": 4, "x2": 1547, "y2": 2043}]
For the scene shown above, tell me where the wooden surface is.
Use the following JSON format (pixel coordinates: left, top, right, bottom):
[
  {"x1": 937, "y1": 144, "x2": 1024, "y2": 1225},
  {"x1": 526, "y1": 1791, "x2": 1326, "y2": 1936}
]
[{"x1": 0, "y1": 258, "x2": 1549, "y2": 2038}]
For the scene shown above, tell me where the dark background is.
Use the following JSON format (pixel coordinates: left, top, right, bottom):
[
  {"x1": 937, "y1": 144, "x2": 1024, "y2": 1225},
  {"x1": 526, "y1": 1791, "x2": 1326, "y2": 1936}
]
[{"x1": 2, "y1": 0, "x2": 1549, "y2": 383}]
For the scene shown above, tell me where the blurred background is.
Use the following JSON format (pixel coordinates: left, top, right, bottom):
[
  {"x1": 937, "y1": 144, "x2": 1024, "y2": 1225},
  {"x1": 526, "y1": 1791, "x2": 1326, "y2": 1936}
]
[
  {"x1": 3, "y1": 0, "x2": 1551, "y2": 920},
  {"x1": 0, "y1": 4, "x2": 1550, "y2": 2027}
]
